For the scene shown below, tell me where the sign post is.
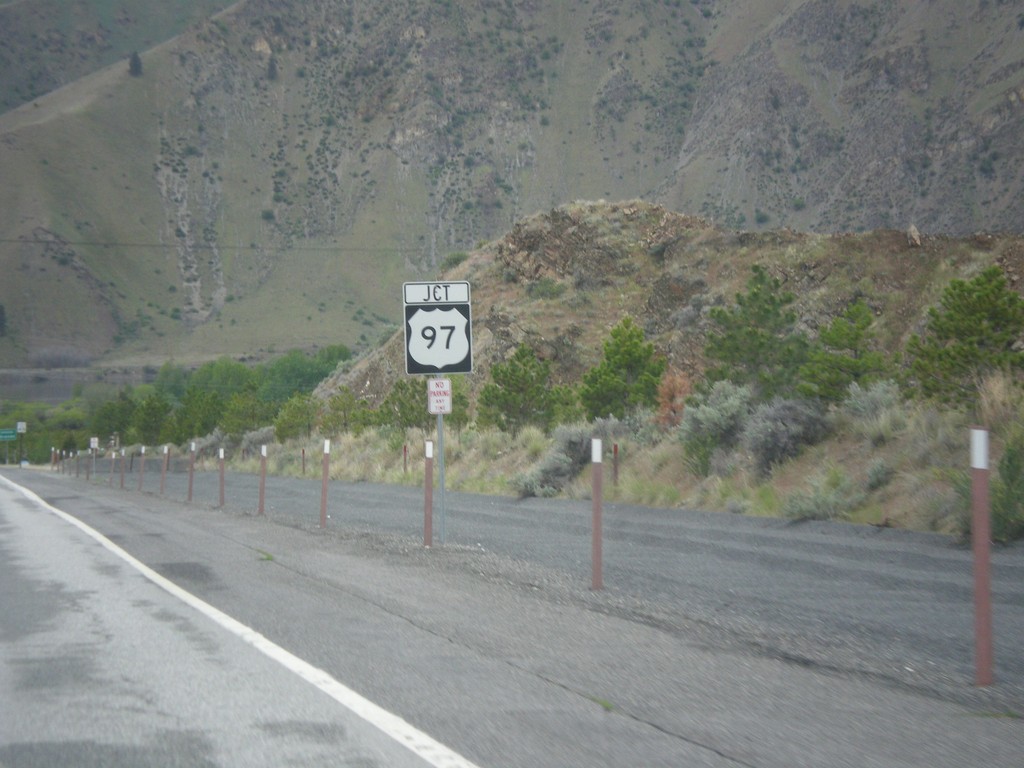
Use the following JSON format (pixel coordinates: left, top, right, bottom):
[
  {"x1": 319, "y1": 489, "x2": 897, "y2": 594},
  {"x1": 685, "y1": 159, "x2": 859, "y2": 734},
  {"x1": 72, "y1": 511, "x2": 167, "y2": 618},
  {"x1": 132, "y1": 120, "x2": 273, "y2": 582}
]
[
  {"x1": 428, "y1": 378, "x2": 452, "y2": 544},
  {"x1": 404, "y1": 282, "x2": 472, "y2": 546}
]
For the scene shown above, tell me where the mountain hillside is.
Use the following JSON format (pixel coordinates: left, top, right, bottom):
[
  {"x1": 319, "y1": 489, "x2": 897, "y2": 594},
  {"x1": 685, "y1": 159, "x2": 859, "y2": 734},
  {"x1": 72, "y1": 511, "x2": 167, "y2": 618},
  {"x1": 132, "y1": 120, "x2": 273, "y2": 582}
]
[
  {"x1": 1, "y1": 0, "x2": 1023, "y2": 369},
  {"x1": 316, "y1": 199, "x2": 1024, "y2": 405},
  {"x1": 0, "y1": 0, "x2": 237, "y2": 112}
]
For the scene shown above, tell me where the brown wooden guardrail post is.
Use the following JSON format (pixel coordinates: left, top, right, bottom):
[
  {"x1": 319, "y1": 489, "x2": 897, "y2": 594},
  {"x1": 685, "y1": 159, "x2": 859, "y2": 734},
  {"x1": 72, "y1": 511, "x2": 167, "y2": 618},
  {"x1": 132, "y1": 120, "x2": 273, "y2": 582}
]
[
  {"x1": 187, "y1": 442, "x2": 196, "y2": 502},
  {"x1": 319, "y1": 440, "x2": 331, "y2": 529},
  {"x1": 592, "y1": 438, "x2": 603, "y2": 591},
  {"x1": 424, "y1": 441, "x2": 433, "y2": 547},
  {"x1": 258, "y1": 445, "x2": 267, "y2": 516},
  {"x1": 971, "y1": 427, "x2": 994, "y2": 687},
  {"x1": 137, "y1": 446, "x2": 147, "y2": 492},
  {"x1": 160, "y1": 445, "x2": 169, "y2": 496},
  {"x1": 218, "y1": 448, "x2": 225, "y2": 507}
]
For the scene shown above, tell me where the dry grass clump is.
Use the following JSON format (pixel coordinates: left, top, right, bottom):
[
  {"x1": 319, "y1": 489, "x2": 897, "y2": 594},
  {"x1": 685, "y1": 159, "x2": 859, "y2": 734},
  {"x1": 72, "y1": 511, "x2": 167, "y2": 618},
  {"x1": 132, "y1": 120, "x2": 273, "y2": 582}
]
[
  {"x1": 978, "y1": 372, "x2": 1024, "y2": 438},
  {"x1": 209, "y1": 371, "x2": 1024, "y2": 539}
]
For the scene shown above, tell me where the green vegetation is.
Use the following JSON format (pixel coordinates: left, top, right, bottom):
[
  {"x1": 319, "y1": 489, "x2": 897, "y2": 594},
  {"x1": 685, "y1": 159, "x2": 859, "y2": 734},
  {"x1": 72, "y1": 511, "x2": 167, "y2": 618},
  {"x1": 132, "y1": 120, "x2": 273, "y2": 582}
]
[
  {"x1": 743, "y1": 397, "x2": 830, "y2": 477},
  {"x1": 704, "y1": 266, "x2": 810, "y2": 400},
  {"x1": 990, "y1": 430, "x2": 1024, "y2": 542},
  {"x1": 320, "y1": 387, "x2": 375, "y2": 437},
  {"x1": 273, "y1": 394, "x2": 318, "y2": 442},
  {"x1": 0, "y1": 346, "x2": 350, "y2": 461},
  {"x1": 782, "y1": 465, "x2": 864, "y2": 522},
  {"x1": 798, "y1": 301, "x2": 890, "y2": 403},
  {"x1": 440, "y1": 252, "x2": 469, "y2": 272},
  {"x1": 478, "y1": 344, "x2": 561, "y2": 436},
  {"x1": 580, "y1": 317, "x2": 666, "y2": 420},
  {"x1": 905, "y1": 267, "x2": 1024, "y2": 407},
  {"x1": 679, "y1": 381, "x2": 753, "y2": 477},
  {"x1": 526, "y1": 277, "x2": 567, "y2": 300}
]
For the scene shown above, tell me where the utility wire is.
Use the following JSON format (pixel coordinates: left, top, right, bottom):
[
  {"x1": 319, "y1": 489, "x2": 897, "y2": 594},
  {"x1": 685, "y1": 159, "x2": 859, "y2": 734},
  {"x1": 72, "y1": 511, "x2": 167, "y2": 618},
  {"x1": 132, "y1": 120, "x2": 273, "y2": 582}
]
[{"x1": 0, "y1": 237, "x2": 428, "y2": 253}]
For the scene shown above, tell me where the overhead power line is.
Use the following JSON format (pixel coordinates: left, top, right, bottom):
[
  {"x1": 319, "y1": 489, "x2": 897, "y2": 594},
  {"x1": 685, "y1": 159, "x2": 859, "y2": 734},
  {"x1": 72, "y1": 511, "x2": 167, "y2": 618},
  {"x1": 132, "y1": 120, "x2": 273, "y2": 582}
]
[{"x1": 0, "y1": 237, "x2": 427, "y2": 254}]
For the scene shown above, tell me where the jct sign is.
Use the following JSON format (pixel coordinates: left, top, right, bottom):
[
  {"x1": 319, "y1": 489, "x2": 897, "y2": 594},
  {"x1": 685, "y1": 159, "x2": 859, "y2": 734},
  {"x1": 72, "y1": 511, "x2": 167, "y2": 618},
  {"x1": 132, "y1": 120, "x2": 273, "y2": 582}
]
[{"x1": 403, "y1": 281, "x2": 473, "y2": 374}]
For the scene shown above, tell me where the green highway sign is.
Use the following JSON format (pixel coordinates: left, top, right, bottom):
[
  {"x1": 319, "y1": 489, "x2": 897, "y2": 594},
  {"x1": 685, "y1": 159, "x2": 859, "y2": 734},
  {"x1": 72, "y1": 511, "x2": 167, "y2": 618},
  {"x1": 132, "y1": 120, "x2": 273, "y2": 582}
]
[{"x1": 0, "y1": 429, "x2": 16, "y2": 442}]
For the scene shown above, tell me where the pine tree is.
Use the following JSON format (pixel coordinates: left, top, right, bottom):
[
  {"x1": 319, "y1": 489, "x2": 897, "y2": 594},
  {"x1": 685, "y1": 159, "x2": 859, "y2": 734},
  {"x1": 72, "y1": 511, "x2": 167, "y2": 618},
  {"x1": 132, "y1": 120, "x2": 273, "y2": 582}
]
[
  {"x1": 478, "y1": 344, "x2": 557, "y2": 435},
  {"x1": 905, "y1": 266, "x2": 1024, "y2": 406},
  {"x1": 128, "y1": 51, "x2": 143, "y2": 77},
  {"x1": 380, "y1": 378, "x2": 433, "y2": 432},
  {"x1": 132, "y1": 393, "x2": 172, "y2": 445},
  {"x1": 704, "y1": 265, "x2": 810, "y2": 400},
  {"x1": 274, "y1": 393, "x2": 318, "y2": 441},
  {"x1": 580, "y1": 317, "x2": 666, "y2": 420},
  {"x1": 798, "y1": 300, "x2": 889, "y2": 402}
]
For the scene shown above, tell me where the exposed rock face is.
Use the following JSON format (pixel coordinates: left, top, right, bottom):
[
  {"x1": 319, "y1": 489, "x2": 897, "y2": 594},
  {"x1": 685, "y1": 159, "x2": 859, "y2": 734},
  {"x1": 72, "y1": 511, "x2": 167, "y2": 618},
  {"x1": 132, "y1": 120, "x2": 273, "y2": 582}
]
[{"x1": 315, "y1": 200, "x2": 1024, "y2": 407}]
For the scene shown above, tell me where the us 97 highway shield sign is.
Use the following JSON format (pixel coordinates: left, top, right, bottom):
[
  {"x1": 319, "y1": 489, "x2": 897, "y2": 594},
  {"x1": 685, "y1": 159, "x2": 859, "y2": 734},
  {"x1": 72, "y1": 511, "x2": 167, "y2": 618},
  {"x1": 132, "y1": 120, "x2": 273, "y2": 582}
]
[{"x1": 403, "y1": 281, "x2": 473, "y2": 374}]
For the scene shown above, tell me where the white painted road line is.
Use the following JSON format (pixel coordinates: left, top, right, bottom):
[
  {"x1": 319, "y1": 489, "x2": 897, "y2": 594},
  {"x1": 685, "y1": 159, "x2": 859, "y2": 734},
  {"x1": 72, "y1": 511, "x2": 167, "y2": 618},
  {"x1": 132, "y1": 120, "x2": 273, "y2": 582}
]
[{"x1": 1, "y1": 475, "x2": 484, "y2": 768}]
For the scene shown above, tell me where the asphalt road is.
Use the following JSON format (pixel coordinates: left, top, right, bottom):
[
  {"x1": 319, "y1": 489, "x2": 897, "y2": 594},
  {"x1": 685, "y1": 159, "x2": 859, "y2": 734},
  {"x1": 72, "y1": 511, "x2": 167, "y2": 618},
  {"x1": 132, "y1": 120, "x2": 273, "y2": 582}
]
[
  {"x1": 0, "y1": 474, "x2": 474, "y2": 768},
  {"x1": 2, "y1": 462, "x2": 1022, "y2": 767}
]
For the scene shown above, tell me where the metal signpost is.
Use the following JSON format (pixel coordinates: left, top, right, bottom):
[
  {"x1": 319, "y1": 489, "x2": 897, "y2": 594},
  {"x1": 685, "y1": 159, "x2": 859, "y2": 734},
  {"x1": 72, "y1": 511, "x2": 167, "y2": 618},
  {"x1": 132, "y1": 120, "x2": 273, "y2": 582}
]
[
  {"x1": 428, "y1": 378, "x2": 453, "y2": 543},
  {"x1": 404, "y1": 282, "x2": 472, "y2": 546}
]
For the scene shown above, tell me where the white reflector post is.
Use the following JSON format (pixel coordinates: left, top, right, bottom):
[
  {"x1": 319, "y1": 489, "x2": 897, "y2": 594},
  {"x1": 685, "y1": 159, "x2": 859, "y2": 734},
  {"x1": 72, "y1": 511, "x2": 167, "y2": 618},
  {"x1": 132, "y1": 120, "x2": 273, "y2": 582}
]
[
  {"x1": 592, "y1": 438, "x2": 603, "y2": 464},
  {"x1": 971, "y1": 428, "x2": 988, "y2": 470},
  {"x1": 425, "y1": 440, "x2": 434, "y2": 459},
  {"x1": 324, "y1": 439, "x2": 331, "y2": 455}
]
